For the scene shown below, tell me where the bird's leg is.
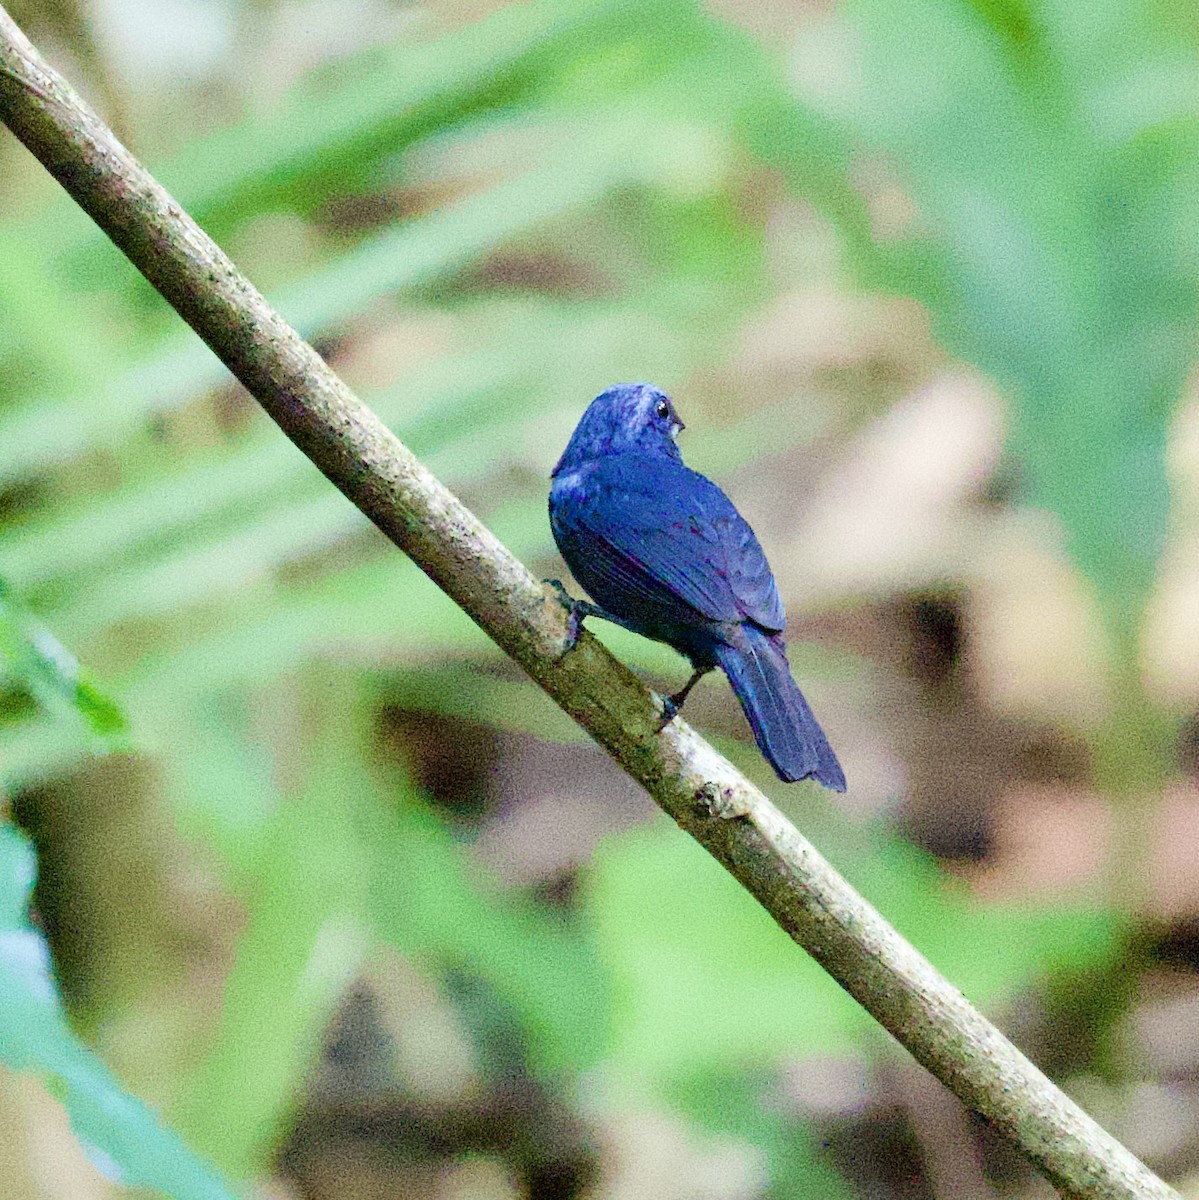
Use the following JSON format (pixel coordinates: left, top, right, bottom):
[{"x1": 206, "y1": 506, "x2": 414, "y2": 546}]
[
  {"x1": 544, "y1": 579, "x2": 623, "y2": 652},
  {"x1": 657, "y1": 666, "x2": 710, "y2": 730}
]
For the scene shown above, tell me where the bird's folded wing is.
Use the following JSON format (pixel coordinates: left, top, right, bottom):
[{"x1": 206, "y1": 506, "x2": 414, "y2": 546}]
[{"x1": 567, "y1": 459, "x2": 785, "y2": 632}]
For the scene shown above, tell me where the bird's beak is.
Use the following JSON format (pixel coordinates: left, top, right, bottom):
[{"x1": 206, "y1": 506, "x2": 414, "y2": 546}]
[{"x1": 671, "y1": 419, "x2": 685, "y2": 440}]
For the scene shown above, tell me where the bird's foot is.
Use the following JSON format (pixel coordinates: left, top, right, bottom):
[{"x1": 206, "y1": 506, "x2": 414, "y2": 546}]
[
  {"x1": 655, "y1": 693, "x2": 680, "y2": 731},
  {"x1": 544, "y1": 579, "x2": 587, "y2": 653},
  {"x1": 655, "y1": 667, "x2": 709, "y2": 732}
]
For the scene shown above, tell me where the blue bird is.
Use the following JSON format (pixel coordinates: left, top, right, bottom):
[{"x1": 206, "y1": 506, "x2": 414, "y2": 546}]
[{"x1": 549, "y1": 383, "x2": 845, "y2": 791}]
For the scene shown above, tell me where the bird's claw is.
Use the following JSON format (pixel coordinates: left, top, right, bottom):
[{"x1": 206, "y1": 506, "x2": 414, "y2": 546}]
[
  {"x1": 656, "y1": 668, "x2": 706, "y2": 731},
  {"x1": 656, "y1": 693, "x2": 680, "y2": 732},
  {"x1": 544, "y1": 578, "x2": 584, "y2": 653}
]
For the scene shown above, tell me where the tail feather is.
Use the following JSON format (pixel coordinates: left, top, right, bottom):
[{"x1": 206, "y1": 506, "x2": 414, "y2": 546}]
[{"x1": 714, "y1": 626, "x2": 846, "y2": 791}]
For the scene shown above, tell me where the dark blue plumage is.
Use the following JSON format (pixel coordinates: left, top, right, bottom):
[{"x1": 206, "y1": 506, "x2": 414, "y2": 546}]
[{"x1": 549, "y1": 383, "x2": 845, "y2": 791}]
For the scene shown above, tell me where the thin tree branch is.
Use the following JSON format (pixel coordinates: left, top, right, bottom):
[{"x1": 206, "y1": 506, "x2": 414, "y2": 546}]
[{"x1": 0, "y1": 11, "x2": 1174, "y2": 1200}]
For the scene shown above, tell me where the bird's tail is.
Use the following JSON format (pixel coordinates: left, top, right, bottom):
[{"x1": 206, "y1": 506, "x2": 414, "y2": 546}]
[{"x1": 714, "y1": 626, "x2": 846, "y2": 791}]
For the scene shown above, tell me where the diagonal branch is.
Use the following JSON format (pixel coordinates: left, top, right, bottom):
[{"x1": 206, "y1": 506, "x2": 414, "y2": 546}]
[{"x1": 0, "y1": 10, "x2": 1175, "y2": 1200}]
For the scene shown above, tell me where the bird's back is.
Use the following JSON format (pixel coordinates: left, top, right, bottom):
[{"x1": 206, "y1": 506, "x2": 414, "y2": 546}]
[{"x1": 550, "y1": 452, "x2": 785, "y2": 649}]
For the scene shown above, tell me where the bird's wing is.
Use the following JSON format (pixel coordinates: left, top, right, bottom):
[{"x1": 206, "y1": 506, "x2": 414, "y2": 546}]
[
  {"x1": 715, "y1": 499, "x2": 786, "y2": 632},
  {"x1": 562, "y1": 456, "x2": 785, "y2": 632}
]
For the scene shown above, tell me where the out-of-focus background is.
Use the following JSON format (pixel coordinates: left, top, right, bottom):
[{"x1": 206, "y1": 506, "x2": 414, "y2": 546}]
[{"x1": 2, "y1": 0, "x2": 1199, "y2": 1196}]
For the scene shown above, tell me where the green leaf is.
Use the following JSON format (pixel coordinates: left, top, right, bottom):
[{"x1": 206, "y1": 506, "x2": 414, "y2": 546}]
[
  {"x1": 588, "y1": 814, "x2": 1120, "y2": 1091},
  {"x1": 26, "y1": 0, "x2": 654, "y2": 261},
  {"x1": 171, "y1": 735, "x2": 371, "y2": 1176},
  {"x1": 788, "y1": 0, "x2": 1199, "y2": 643},
  {"x1": 0, "y1": 718, "x2": 103, "y2": 792},
  {"x1": 0, "y1": 582, "x2": 126, "y2": 741},
  {"x1": 588, "y1": 821, "x2": 867, "y2": 1086},
  {"x1": 0, "y1": 823, "x2": 240, "y2": 1200},
  {"x1": 0, "y1": 99, "x2": 720, "y2": 489},
  {"x1": 370, "y1": 774, "x2": 612, "y2": 1075},
  {"x1": 672, "y1": 1068, "x2": 854, "y2": 1200},
  {"x1": 163, "y1": 670, "x2": 609, "y2": 1128}
]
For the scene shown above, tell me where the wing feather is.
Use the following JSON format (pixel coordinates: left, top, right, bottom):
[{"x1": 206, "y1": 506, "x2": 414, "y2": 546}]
[{"x1": 553, "y1": 456, "x2": 784, "y2": 632}]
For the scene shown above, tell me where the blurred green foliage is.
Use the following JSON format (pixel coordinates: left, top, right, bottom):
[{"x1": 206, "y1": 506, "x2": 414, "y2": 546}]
[
  {"x1": 0, "y1": 582, "x2": 125, "y2": 743},
  {"x1": 1, "y1": 0, "x2": 1194, "y2": 1194},
  {"x1": 802, "y1": 0, "x2": 1199, "y2": 796},
  {"x1": 0, "y1": 824, "x2": 237, "y2": 1200}
]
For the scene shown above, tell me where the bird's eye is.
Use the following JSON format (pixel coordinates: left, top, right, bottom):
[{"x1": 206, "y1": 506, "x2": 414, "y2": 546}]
[{"x1": 656, "y1": 400, "x2": 670, "y2": 419}]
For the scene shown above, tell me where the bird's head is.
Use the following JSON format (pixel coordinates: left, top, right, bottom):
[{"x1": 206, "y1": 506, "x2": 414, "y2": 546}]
[{"x1": 552, "y1": 383, "x2": 686, "y2": 476}]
